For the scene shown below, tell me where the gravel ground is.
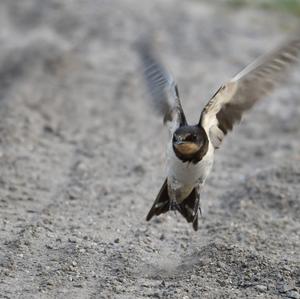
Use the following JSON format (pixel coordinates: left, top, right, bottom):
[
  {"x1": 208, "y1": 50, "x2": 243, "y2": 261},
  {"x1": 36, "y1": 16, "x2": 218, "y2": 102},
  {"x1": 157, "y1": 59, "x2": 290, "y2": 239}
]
[{"x1": 0, "y1": 0, "x2": 299, "y2": 298}]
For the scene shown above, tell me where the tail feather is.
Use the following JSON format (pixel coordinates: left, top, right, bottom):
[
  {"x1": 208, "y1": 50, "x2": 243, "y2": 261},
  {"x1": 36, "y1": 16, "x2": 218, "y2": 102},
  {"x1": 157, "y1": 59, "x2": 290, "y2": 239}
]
[
  {"x1": 146, "y1": 179, "x2": 169, "y2": 221},
  {"x1": 177, "y1": 188, "x2": 199, "y2": 231},
  {"x1": 146, "y1": 179, "x2": 200, "y2": 231}
]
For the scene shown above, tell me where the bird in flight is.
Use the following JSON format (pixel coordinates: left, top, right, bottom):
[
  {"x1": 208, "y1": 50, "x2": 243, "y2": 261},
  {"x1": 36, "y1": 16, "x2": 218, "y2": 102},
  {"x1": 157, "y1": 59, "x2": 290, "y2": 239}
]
[{"x1": 137, "y1": 34, "x2": 300, "y2": 231}]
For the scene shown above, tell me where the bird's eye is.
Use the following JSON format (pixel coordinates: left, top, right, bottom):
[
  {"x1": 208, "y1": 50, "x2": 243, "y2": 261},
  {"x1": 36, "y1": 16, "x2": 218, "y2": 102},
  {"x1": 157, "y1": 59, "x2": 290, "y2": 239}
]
[{"x1": 173, "y1": 134, "x2": 178, "y2": 142}]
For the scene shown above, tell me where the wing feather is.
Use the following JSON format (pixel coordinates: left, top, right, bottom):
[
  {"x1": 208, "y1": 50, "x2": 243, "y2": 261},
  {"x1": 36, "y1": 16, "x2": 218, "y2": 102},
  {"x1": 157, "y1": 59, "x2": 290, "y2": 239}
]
[
  {"x1": 200, "y1": 34, "x2": 300, "y2": 149},
  {"x1": 137, "y1": 40, "x2": 187, "y2": 133}
]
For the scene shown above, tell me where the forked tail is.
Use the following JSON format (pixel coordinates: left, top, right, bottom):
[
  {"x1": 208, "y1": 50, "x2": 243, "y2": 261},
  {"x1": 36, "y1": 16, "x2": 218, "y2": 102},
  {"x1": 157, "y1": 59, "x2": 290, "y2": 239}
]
[{"x1": 146, "y1": 179, "x2": 200, "y2": 231}]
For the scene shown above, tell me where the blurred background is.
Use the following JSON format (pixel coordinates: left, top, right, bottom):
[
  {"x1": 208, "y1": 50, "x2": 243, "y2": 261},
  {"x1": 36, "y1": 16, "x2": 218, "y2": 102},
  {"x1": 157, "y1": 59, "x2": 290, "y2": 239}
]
[{"x1": 0, "y1": 0, "x2": 299, "y2": 298}]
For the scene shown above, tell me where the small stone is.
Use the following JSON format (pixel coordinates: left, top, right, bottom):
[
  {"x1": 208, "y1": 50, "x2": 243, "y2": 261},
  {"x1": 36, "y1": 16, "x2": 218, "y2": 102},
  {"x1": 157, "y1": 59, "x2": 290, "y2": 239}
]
[
  {"x1": 217, "y1": 261, "x2": 226, "y2": 269},
  {"x1": 68, "y1": 237, "x2": 77, "y2": 243},
  {"x1": 279, "y1": 282, "x2": 295, "y2": 293},
  {"x1": 132, "y1": 164, "x2": 145, "y2": 175},
  {"x1": 286, "y1": 291, "x2": 300, "y2": 299},
  {"x1": 68, "y1": 186, "x2": 81, "y2": 200},
  {"x1": 114, "y1": 285, "x2": 122, "y2": 293},
  {"x1": 217, "y1": 279, "x2": 226, "y2": 287},
  {"x1": 255, "y1": 285, "x2": 267, "y2": 292},
  {"x1": 283, "y1": 265, "x2": 292, "y2": 272},
  {"x1": 43, "y1": 125, "x2": 55, "y2": 134},
  {"x1": 9, "y1": 186, "x2": 17, "y2": 192},
  {"x1": 73, "y1": 283, "x2": 83, "y2": 288}
]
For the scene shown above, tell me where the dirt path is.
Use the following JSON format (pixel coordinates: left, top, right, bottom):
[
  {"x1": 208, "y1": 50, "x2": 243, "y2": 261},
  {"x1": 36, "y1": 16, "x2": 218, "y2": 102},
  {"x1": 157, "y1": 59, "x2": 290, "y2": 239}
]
[{"x1": 0, "y1": 1, "x2": 299, "y2": 298}]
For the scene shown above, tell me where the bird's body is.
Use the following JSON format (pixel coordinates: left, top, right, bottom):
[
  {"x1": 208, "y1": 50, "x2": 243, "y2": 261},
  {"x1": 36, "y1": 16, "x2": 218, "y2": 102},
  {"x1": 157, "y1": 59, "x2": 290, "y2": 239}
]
[
  {"x1": 137, "y1": 33, "x2": 300, "y2": 230},
  {"x1": 166, "y1": 137, "x2": 214, "y2": 202}
]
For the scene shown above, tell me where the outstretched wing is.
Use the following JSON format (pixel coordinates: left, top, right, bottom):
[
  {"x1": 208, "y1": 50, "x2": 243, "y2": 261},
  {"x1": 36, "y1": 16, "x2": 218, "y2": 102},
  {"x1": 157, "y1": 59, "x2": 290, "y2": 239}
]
[
  {"x1": 137, "y1": 40, "x2": 187, "y2": 133},
  {"x1": 200, "y1": 35, "x2": 300, "y2": 149}
]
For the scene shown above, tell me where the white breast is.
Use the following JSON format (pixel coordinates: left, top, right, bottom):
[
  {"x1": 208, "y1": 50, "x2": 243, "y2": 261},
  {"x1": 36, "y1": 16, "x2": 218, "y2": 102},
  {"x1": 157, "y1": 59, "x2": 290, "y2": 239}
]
[{"x1": 166, "y1": 142, "x2": 214, "y2": 189}]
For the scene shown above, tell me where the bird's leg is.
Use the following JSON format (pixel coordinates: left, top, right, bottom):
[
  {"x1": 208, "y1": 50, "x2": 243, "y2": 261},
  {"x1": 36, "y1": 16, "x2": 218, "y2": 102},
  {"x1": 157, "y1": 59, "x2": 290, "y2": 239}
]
[
  {"x1": 168, "y1": 187, "x2": 176, "y2": 211},
  {"x1": 193, "y1": 185, "x2": 201, "y2": 222},
  {"x1": 168, "y1": 185, "x2": 180, "y2": 213},
  {"x1": 198, "y1": 205, "x2": 202, "y2": 217},
  {"x1": 169, "y1": 200, "x2": 177, "y2": 211}
]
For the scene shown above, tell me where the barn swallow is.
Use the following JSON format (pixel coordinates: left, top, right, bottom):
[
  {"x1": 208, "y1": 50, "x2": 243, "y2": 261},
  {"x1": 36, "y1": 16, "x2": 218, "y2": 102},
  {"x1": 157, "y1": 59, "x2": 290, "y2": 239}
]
[{"x1": 137, "y1": 34, "x2": 300, "y2": 231}]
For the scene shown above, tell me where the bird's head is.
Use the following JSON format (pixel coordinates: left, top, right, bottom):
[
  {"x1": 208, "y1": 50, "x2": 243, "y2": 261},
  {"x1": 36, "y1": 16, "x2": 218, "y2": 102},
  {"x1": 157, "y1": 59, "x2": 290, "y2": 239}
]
[{"x1": 172, "y1": 125, "x2": 209, "y2": 162}]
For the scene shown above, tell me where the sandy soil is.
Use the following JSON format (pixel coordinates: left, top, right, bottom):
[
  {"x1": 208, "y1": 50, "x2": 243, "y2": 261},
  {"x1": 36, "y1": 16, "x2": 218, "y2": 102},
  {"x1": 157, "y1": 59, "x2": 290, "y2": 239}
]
[{"x1": 0, "y1": 0, "x2": 299, "y2": 298}]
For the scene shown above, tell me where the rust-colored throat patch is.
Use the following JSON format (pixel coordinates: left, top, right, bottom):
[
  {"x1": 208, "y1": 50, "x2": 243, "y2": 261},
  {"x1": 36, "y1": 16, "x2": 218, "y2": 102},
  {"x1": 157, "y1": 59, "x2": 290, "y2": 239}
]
[{"x1": 174, "y1": 142, "x2": 200, "y2": 155}]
